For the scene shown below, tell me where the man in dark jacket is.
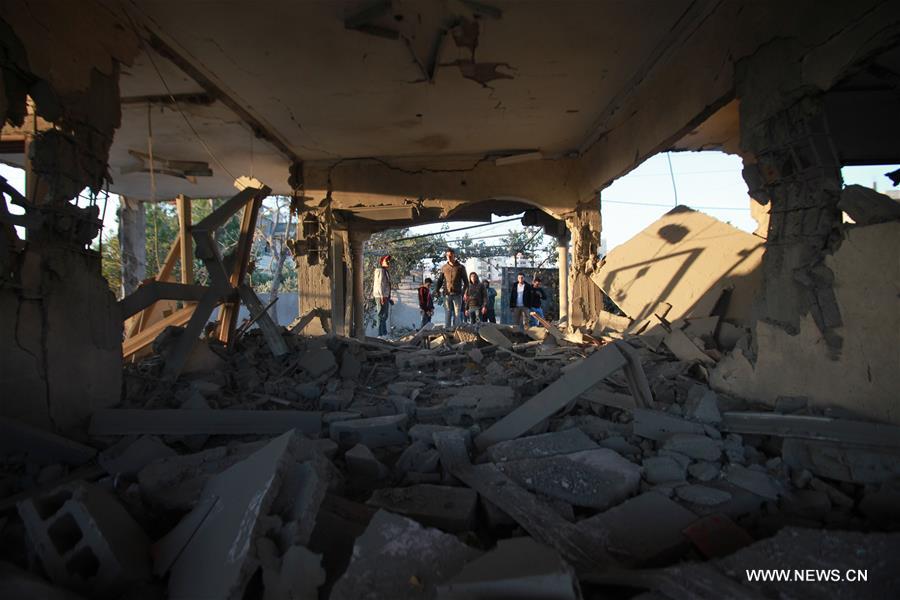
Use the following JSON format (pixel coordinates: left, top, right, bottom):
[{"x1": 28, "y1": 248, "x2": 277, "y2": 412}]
[
  {"x1": 508, "y1": 272, "x2": 534, "y2": 331},
  {"x1": 482, "y1": 279, "x2": 497, "y2": 323},
  {"x1": 530, "y1": 276, "x2": 547, "y2": 325},
  {"x1": 417, "y1": 277, "x2": 434, "y2": 329},
  {"x1": 434, "y1": 248, "x2": 468, "y2": 328}
]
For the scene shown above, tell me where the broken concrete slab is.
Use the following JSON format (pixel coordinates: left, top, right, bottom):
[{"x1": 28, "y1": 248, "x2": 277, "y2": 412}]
[
  {"x1": 724, "y1": 464, "x2": 781, "y2": 500},
  {"x1": 632, "y1": 408, "x2": 707, "y2": 440},
  {"x1": 90, "y1": 409, "x2": 322, "y2": 436},
  {"x1": 98, "y1": 435, "x2": 175, "y2": 477},
  {"x1": 444, "y1": 385, "x2": 516, "y2": 426},
  {"x1": 720, "y1": 411, "x2": 900, "y2": 449},
  {"x1": 329, "y1": 510, "x2": 481, "y2": 600},
  {"x1": 330, "y1": 414, "x2": 408, "y2": 448},
  {"x1": 436, "y1": 537, "x2": 580, "y2": 599},
  {"x1": 496, "y1": 448, "x2": 642, "y2": 510},
  {"x1": 0, "y1": 416, "x2": 96, "y2": 466},
  {"x1": 17, "y1": 481, "x2": 151, "y2": 598},
  {"x1": 579, "y1": 492, "x2": 697, "y2": 565},
  {"x1": 167, "y1": 431, "x2": 329, "y2": 600},
  {"x1": 590, "y1": 206, "x2": 764, "y2": 325},
  {"x1": 367, "y1": 484, "x2": 477, "y2": 532},
  {"x1": 664, "y1": 328, "x2": 715, "y2": 365},
  {"x1": 484, "y1": 428, "x2": 598, "y2": 463},
  {"x1": 684, "y1": 386, "x2": 721, "y2": 424},
  {"x1": 782, "y1": 438, "x2": 900, "y2": 484},
  {"x1": 579, "y1": 387, "x2": 637, "y2": 411},
  {"x1": 661, "y1": 434, "x2": 723, "y2": 461},
  {"x1": 642, "y1": 456, "x2": 687, "y2": 484},
  {"x1": 688, "y1": 461, "x2": 721, "y2": 482},
  {"x1": 478, "y1": 323, "x2": 513, "y2": 348},
  {"x1": 434, "y1": 430, "x2": 612, "y2": 571},
  {"x1": 838, "y1": 184, "x2": 900, "y2": 226},
  {"x1": 476, "y1": 344, "x2": 628, "y2": 450}
]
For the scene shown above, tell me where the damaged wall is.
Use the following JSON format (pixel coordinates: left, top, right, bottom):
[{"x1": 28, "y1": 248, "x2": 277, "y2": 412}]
[
  {"x1": 712, "y1": 220, "x2": 900, "y2": 425},
  {"x1": 0, "y1": 2, "x2": 138, "y2": 431}
]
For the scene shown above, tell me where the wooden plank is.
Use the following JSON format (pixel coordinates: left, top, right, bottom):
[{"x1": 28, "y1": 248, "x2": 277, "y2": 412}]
[
  {"x1": 123, "y1": 304, "x2": 196, "y2": 359},
  {"x1": 119, "y1": 281, "x2": 209, "y2": 319},
  {"x1": 128, "y1": 238, "x2": 181, "y2": 338},
  {"x1": 218, "y1": 195, "x2": 263, "y2": 344},
  {"x1": 434, "y1": 431, "x2": 612, "y2": 571},
  {"x1": 89, "y1": 409, "x2": 322, "y2": 436},
  {"x1": 176, "y1": 194, "x2": 193, "y2": 285},
  {"x1": 720, "y1": 412, "x2": 900, "y2": 450},
  {"x1": 475, "y1": 344, "x2": 628, "y2": 450}
]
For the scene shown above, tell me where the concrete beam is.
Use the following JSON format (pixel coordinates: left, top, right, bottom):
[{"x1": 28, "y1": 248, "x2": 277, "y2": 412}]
[{"x1": 118, "y1": 197, "x2": 146, "y2": 297}]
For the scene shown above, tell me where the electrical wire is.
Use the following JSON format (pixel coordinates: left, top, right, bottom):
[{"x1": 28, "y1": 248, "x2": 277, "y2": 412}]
[
  {"x1": 601, "y1": 199, "x2": 750, "y2": 211},
  {"x1": 389, "y1": 216, "x2": 521, "y2": 243}
]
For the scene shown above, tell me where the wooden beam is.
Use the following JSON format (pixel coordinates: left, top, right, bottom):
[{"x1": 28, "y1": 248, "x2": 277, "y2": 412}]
[
  {"x1": 217, "y1": 194, "x2": 263, "y2": 344},
  {"x1": 123, "y1": 304, "x2": 196, "y2": 359},
  {"x1": 161, "y1": 287, "x2": 222, "y2": 381},
  {"x1": 236, "y1": 284, "x2": 288, "y2": 356},
  {"x1": 128, "y1": 237, "x2": 181, "y2": 338},
  {"x1": 120, "y1": 281, "x2": 210, "y2": 320},
  {"x1": 176, "y1": 195, "x2": 193, "y2": 285}
]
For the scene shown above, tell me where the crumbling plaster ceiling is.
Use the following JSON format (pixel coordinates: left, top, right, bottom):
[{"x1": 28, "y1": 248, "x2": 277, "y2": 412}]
[{"x1": 107, "y1": 0, "x2": 695, "y2": 200}]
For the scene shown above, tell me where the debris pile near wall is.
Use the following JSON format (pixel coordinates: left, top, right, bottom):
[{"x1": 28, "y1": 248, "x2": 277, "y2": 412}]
[{"x1": 1, "y1": 317, "x2": 898, "y2": 599}]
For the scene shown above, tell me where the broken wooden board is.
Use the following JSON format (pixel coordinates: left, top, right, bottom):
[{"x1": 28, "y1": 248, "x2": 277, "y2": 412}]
[
  {"x1": 478, "y1": 323, "x2": 512, "y2": 348},
  {"x1": 591, "y1": 206, "x2": 764, "y2": 324},
  {"x1": 90, "y1": 410, "x2": 322, "y2": 436},
  {"x1": 720, "y1": 412, "x2": 900, "y2": 450},
  {"x1": 475, "y1": 344, "x2": 628, "y2": 450},
  {"x1": 434, "y1": 431, "x2": 612, "y2": 571}
]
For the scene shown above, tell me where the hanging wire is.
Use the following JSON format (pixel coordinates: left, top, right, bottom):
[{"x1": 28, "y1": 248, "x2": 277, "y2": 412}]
[
  {"x1": 666, "y1": 151, "x2": 679, "y2": 206},
  {"x1": 147, "y1": 103, "x2": 161, "y2": 269}
]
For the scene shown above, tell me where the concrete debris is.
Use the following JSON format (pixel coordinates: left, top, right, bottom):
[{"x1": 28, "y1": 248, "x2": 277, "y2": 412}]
[
  {"x1": 838, "y1": 184, "x2": 900, "y2": 225},
  {"x1": 344, "y1": 443, "x2": 389, "y2": 481},
  {"x1": 661, "y1": 434, "x2": 723, "y2": 461},
  {"x1": 330, "y1": 414, "x2": 408, "y2": 448},
  {"x1": 675, "y1": 484, "x2": 732, "y2": 506},
  {"x1": 98, "y1": 435, "x2": 175, "y2": 477},
  {"x1": 642, "y1": 456, "x2": 687, "y2": 484},
  {"x1": 18, "y1": 482, "x2": 151, "y2": 598},
  {"x1": 484, "y1": 428, "x2": 598, "y2": 463},
  {"x1": 724, "y1": 464, "x2": 781, "y2": 500},
  {"x1": 436, "y1": 537, "x2": 580, "y2": 599},
  {"x1": 330, "y1": 510, "x2": 481, "y2": 600},
  {"x1": 444, "y1": 384, "x2": 516, "y2": 425},
  {"x1": 367, "y1": 484, "x2": 477, "y2": 532},
  {"x1": 633, "y1": 408, "x2": 707, "y2": 440},
  {"x1": 90, "y1": 409, "x2": 322, "y2": 436}
]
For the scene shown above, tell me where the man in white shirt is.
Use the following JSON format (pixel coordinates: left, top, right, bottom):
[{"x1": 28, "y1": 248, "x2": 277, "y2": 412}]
[{"x1": 372, "y1": 255, "x2": 392, "y2": 336}]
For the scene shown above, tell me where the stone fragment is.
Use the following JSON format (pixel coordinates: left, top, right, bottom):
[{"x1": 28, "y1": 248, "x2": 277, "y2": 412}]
[
  {"x1": 436, "y1": 537, "x2": 579, "y2": 599},
  {"x1": 344, "y1": 444, "x2": 389, "y2": 481},
  {"x1": 299, "y1": 347, "x2": 337, "y2": 377},
  {"x1": 409, "y1": 424, "x2": 468, "y2": 446},
  {"x1": 632, "y1": 409, "x2": 706, "y2": 440},
  {"x1": 395, "y1": 441, "x2": 441, "y2": 474},
  {"x1": 661, "y1": 434, "x2": 723, "y2": 461},
  {"x1": 497, "y1": 448, "x2": 641, "y2": 510},
  {"x1": 684, "y1": 386, "x2": 721, "y2": 424},
  {"x1": 642, "y1": 456, "x2": 687, "y2": 484},
  {"x1": 98, "y1": 435, "x2": 175, "y2": 477},
  {"x1": 330, "y1": 414, "x2": 408, "y2": 448},
  {"x1": 724, "y1": 464, "x2": 781, "y2": 500},
  {"x1": 599, "y1": 435, "x2": 642, "y2": 457},
  {"x1": 688, "y1": 461, "x2": 721, "y2": 482},
  {"x1": 675, "y1": 484, "x2": 732, "y2": 506},
  {"x1": 367, "y1": 484, "x2": 478, "y2": 532},
  {"x1": 444, "y1": 385, "x2": 516, "y2": 426},
  {"x1": 330, "y1": 510, "x2": 480, "y2": 600},
  {"x1": 485, "y1": 429, "x2": 598, "y2": 463}
]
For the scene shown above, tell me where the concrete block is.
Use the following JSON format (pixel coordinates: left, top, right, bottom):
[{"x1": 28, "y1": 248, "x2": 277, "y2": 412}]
[
  {"x1": 299, "y1": 346, "x2": 337, "y2": 377},
  {"x1": 485, "y1": 429, "x2": 598, "y2": 463},
  {"x1": 330, "y1": 510, "x2": 481, "y2": 600},
  {"x1": 367, "y1": 484, "x2": 478, "y2": 532},
  {"x1": 330, "y1": 414, "x2": 408, "y2": 448},
  {"x1": 675, "y1": 484, "x2": 732, "y2": 506},
  {"x1": 344, "y1": 444, "x2": 389, "y2": 480},
  {"x1": 497, "y1": 448, "x2": 642, "y2": 510},
  {"x1": 688, "y1": 461, "x2": 721, "y2": 482},
  {"x1": 684, "y1": 386, "x2": 721, "y2": 424},
  {"x1": 724, "y1": 464, "x2": 781, "y2": 500},
  {"x1": 409, "y1": 424, "x2": 468, "y2": 446},
  {"x1": 580, "y1": 492, "x2": 697, "y2": 564},
  {"x1": 436, "y1": 537, "x2": 579, "y2": 599},
  {"x1": 444, "y1": 385, "x2": 516, "y2": 426},
  {"x1": 632, "y1": 409, "x2": 706, "y2": 440},
  {"x1": 395, "y1": 440, "x2": 441, "y2": 474},
  {"x1": 642, "y1": 456, "x2": 687, "y2": 484},
  {"x1": 17, "y1": 482, "x2": 150, "y2": 598},
  {"x1": 661, "y1": 434, "x2": 723, "y2": 461},
  {"x1": 98, "y1": 435, "x2": 175, "y2": 477}
]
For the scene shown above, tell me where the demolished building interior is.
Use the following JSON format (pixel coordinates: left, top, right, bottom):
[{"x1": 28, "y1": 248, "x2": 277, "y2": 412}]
[{"x1": 2, "y1": 1, "x2": 900, "y2": 598}]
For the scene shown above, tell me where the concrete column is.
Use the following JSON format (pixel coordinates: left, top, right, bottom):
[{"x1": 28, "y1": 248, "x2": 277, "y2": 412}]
[
  {"x1": 557, "y1": 235, "x2": 569, "y2": 326},
  {"x1": 118, "y1": 196, "x2": 146, "y2": 297},
  {"x1": 350, "y1": 231, "x2": 368, "y2": 340}
]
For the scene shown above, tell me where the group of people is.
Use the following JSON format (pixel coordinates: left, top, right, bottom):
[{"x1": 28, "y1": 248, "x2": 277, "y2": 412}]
[{"x1": 372, "y1": 247, "x2": 549, "y2": 336}]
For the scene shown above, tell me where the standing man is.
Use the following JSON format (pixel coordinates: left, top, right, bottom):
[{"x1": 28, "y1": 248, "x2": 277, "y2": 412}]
[
  {"x1": 530, "y1": 276, "x2": 548, "y2": 325},
  {"x1": 373, "y1": 254, "x2": 392, "y2": 337},
  {"x1": 417, "y1": 277, "x2": 434, "y2": 329},
  {"x1": 509, "y1": 272, "x2": 533, "y2": 331},
  {"x1": 434, "y1": 248, "x2": 468, "y2": 328},
  {"x1": 482, "y1": 279, "x2": 497, "y2": 323}
]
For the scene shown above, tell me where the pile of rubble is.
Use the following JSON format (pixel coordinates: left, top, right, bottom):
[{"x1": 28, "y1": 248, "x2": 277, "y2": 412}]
[{"x1": 2, "y1": 312, "x2": 899, "y2": 599}]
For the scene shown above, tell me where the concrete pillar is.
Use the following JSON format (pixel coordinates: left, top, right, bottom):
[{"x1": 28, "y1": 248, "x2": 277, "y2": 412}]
[
  {"x1": 557, "y1": 235, "x2": 569, "y2": 326},
  {"x1": 565, "y1": 200, "x2": 603, "y2": 329},
  {"x1": 118, "y1": 196, "x2": 146, "y2": 297},
  {"x1": 350, "y1": 231, "x2": 368, "y2": 340}
]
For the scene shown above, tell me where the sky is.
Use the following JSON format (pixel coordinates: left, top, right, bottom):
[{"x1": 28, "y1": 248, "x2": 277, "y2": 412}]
[{"x1": 2, "y1": 152, "x2": 899, "y2": 252}]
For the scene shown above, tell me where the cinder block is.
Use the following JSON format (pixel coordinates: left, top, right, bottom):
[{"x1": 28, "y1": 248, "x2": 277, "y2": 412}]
[{"x1": 18, "y1": 482, "x2": 150, "y2": 598}]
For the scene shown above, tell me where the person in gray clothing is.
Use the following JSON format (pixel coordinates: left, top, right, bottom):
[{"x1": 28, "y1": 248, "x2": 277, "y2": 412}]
[
  {"x1": 464, "y1": 271, "x2": 486, "y2": 323},
  {"x1": 434, "y1": 248, "x2": 468, "y2": 328}
]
